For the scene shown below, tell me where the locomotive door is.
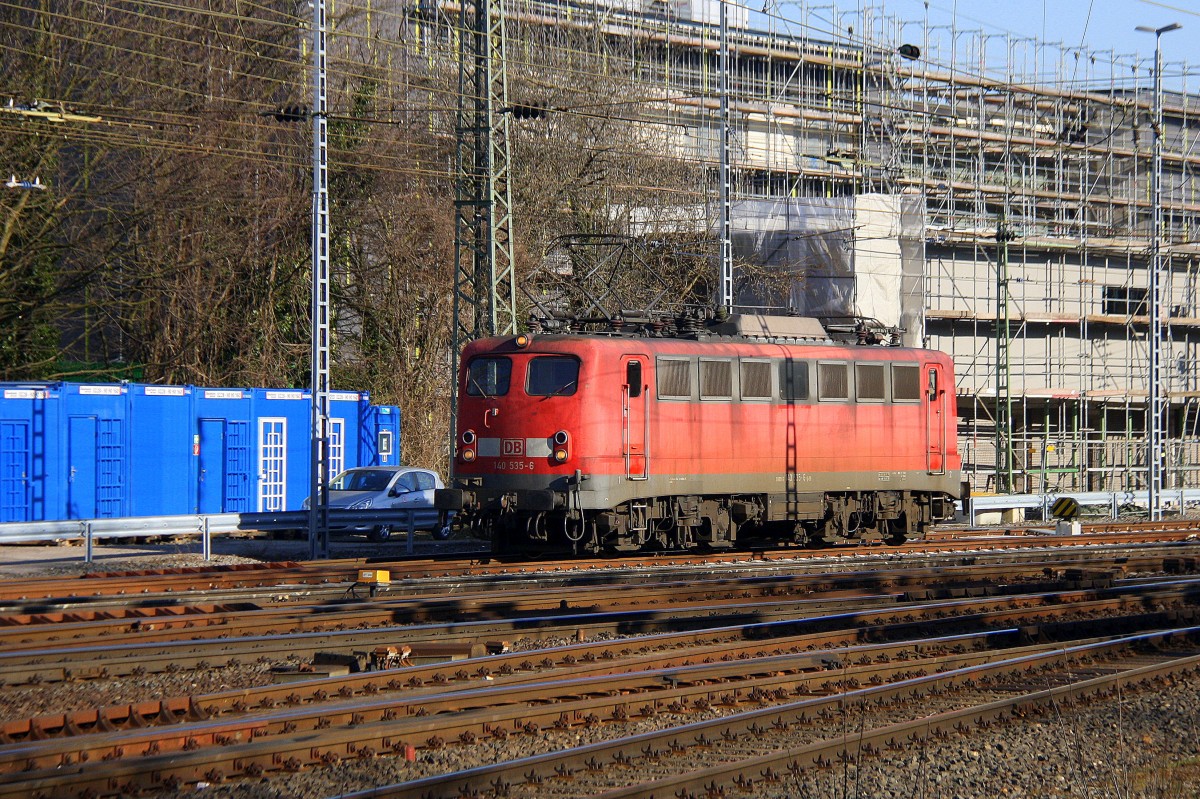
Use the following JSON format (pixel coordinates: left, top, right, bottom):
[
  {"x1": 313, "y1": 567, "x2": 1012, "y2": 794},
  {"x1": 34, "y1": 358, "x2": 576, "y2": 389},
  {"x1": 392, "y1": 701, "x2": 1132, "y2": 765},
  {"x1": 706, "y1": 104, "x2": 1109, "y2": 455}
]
[
  {"x1": 925, "y1": 365, "x2": 947, "y2": 475},
  {"x1": 622, "y1": 355, "x2": 649, "y2": 480}
]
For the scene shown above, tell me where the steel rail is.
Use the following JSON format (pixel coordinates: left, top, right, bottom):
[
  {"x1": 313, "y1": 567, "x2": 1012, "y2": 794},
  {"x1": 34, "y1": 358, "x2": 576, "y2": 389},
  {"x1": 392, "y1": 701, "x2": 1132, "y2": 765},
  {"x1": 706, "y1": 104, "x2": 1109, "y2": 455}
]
[
  {"x1": 0, "y1": 559, "x2": 1136, "y2": 646},
  {"x1": 4, "y1": 580, "x2": 1199, "y2": 745},
  {"x1": 3, "y1": 578, "x2": 1198, "y2": 687},
  {"x1": 586, "y1": 656, "x2": 1200, "y2": 799},
  {"x1": 6, "y1": 537, "x2": 1186, "y2": 626},
  {"x1": 238, "y1": 631, "x2": 1200, "y2": 799},
  {"x1": 4, "y1": 626, "x2": 1196, "y2": 798},
  {"x1": 1, "y1": 529, "x2": 1197, "y2": 603},
  {"x1": 0, "y1": 629, "x2": 1056, "y2": 773},
  {"x1": 1, "y1": 624, "x2": 1027, "y2": 743}
]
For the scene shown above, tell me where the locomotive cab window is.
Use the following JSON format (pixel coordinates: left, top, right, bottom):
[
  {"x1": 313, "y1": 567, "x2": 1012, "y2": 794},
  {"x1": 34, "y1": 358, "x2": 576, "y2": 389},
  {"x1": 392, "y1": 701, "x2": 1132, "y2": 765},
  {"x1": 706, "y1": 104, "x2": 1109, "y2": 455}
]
[
  {"x1": 856, "y1": 363, "x2": 886, "y2": 402},
  {"x1": 779, "y1": 359, "x2": 810, "y2": 401},
  {"x1": 466, "y1": 357, "x2": 512, "y2": 397},
  {"x1": 657, "y1": 357, "x2": 692, "y2": 400},
  {"x1": 741, "y1": 360, "x2": 772, "y2": 400},
  {"x1": 892, "y1": 364, "x2": 920, "y2": 402},
  {"x1": 527, "y1": 356, "x2": 580, "y2": 396},
  {"x1": 817, "y1": 361, "x2": 850, "y2": 401},
  {"x1": 699, "y1": 359, "x2": 733, "y2": 400}
]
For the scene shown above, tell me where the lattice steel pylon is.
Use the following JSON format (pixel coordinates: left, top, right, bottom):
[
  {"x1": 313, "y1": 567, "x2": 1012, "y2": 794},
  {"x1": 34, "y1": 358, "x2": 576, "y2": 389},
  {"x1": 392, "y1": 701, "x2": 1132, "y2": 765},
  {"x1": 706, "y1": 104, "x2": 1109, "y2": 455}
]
[
  {"x1": 452, "y1": 0, "x2": 517, "y2": 408},
  {"x1": 994, "y1": 214, "x2": 1016, "y2": 495},
  {"x1": 308, "y1": 0, "x2": 331, "y2": 560}
]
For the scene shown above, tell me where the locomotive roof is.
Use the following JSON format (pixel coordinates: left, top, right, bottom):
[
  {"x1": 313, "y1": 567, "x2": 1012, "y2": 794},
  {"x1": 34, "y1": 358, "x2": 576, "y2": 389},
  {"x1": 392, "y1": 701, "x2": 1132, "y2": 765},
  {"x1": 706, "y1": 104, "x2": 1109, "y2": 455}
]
[
  {"x1": 519, "y1": 312, "x2": 904, "y2": 347},
  {"x1": 462, "y1": 315, "x2": 953, "y2": 361}
]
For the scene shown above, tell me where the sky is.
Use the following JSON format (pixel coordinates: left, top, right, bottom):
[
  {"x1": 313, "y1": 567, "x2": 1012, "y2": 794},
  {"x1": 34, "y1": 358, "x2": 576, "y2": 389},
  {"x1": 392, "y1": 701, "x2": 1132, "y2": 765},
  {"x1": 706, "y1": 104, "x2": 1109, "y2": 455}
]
[{"x1": 758, "y1": 0, "x2": 1200, "y2": 91}]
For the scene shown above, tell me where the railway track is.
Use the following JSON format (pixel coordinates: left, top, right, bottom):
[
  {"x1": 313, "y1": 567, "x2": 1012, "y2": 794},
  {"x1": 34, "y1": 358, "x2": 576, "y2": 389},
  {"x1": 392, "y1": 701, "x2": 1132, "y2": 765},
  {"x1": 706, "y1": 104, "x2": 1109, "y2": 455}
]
[
  {"x1": 3, "y1": 582, "x2": 1199, "y2": 796},
  {"x1": 1, "y1": 521, "x2": 1196, "y2": 603},
  {"x1": 0, "y1": 534, "x2": 1198, "y2": 798}
]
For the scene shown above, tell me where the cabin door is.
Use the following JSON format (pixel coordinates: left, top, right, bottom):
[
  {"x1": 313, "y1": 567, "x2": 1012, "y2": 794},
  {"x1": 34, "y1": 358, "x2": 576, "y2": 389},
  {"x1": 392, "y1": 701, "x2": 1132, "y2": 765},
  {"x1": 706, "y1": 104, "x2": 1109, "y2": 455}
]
[
  {"x1": 925, "y1": 365, "x2": 947, "y2": 475},
  {"x1": 622, "y1": 355, "x2": 649, "y2": 480}
]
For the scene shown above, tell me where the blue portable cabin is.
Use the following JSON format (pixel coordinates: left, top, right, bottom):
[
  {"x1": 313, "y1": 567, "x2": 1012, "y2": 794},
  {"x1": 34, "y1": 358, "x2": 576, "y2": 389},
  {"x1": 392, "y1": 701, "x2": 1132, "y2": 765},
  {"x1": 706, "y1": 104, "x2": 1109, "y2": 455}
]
[
  {"x1": 0, "y1": 381, "x2": 401, "y2": 522},
  {"x1": 0, "y1": 384, "x2": 58, "y2": 522}
]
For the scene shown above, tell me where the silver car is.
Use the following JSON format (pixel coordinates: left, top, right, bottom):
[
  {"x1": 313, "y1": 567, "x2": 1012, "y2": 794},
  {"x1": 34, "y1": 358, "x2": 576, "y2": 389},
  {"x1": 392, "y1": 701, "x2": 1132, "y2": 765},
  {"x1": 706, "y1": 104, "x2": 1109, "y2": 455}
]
[{"x1": 303, "y1": 467, "x2": 451, "y2": 541}]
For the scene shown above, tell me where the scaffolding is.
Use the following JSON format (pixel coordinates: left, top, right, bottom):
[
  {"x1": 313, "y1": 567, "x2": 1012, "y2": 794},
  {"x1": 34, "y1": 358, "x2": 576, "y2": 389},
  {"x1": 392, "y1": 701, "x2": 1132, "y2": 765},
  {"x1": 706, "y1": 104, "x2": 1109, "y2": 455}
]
[{"x1": 337, "y1": 0, "x2": 1200, "y2": 494}]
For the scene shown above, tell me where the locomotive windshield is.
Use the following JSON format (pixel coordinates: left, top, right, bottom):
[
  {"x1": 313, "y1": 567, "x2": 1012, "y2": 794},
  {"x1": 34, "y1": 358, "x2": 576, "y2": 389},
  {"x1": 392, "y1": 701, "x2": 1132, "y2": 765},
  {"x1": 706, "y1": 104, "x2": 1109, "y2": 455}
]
[
  {"x1": 526, "y1": 356, "x2": 580, "y2": 396},
  {"x1": 466, "y1": 357, "x2": 512, "y2": 397}
]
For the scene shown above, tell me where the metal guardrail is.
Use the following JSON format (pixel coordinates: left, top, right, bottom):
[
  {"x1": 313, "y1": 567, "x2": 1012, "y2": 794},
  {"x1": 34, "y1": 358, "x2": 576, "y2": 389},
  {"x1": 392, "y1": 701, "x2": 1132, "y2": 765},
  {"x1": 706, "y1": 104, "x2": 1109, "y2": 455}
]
[
  {"x1": 0, "y1": 509, "x2": 436, "y2": 562},
  {"x1": 963, "y1": 488, "x2": 1200, "y2": 525}
]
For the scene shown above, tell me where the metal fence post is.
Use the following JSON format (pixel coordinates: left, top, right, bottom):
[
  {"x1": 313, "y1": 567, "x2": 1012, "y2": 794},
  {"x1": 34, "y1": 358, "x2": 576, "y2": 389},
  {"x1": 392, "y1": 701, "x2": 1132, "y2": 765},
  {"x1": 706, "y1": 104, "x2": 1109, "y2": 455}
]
[
  {"x1": 202, "y1": 516, "x2": 211, "y2": 561},
  {"x1": 407, "y1": 510, "x2": 415, "y2": 556},
  {"x1": 84, "y1": 521, "x2": 93, "y2": 563}
]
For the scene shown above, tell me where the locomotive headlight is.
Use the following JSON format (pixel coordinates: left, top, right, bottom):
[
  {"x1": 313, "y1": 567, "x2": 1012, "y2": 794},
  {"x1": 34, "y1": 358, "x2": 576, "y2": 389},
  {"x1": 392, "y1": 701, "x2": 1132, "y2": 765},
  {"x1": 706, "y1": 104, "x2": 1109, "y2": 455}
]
[
  {"x1": 552, "y1": 430, "x2": 569, "y2": 463},
  {"x1": 462, "y1": 448, "x2": 476, "y2": 462},
  {"x1": 462, "y1": 429, "x2": 477, "y2": 445},
  {"x1": 514, "y1": 333, "x2": 531, "y2": 348}
]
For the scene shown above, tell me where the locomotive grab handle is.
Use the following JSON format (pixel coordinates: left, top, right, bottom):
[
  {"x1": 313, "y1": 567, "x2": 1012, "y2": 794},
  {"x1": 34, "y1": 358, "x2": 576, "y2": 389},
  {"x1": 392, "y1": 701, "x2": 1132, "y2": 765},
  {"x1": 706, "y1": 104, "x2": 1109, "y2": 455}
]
[{"x1": 482, "y1": 407, "x2": 498, "y2": 428}]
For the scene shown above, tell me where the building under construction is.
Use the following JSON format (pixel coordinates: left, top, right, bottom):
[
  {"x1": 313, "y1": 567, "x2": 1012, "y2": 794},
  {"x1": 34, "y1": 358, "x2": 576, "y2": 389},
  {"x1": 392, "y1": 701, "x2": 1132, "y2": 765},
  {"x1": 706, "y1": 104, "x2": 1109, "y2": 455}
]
[{"x1": 348, "y1": 0, "x2": 1200, "y2": 495}]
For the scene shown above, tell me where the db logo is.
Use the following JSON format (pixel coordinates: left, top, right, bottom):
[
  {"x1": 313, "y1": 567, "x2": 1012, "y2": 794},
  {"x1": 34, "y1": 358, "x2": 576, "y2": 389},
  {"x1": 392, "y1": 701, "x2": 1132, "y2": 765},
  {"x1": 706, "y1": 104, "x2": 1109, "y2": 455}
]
[{"x1": 502, "y1": 438, "x2": 525, "y2": 456}]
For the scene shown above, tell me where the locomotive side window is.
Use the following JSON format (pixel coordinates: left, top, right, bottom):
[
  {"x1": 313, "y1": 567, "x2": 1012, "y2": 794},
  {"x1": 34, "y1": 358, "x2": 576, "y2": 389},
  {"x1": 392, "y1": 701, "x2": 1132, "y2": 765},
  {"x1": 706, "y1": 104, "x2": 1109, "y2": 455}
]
[
  {"x1": 856, "y1": 363, "x2": 886, "y2": 402},
  {"x1": 527, "y1": 356, "x2": 580, "y2": 396},
  {"x1": 657, "y1": 357, "x2": 692, "y2": 399},
  {"x1": 699, "y1": 359, "x2": 733, "y2": 400},
  {"x1": 741, "y1": 360, "x2": 772, "y2": 400},
  {"x1": 817, "y1": 361, "x2": 849, "y2": 401},
  {"x1": 778, "y1": 359, "x2": 809, "y2": 401},
  {"x1": 466, "y1": 357, "x2": 512, "y2": 397},
  {"x1": 892, "y1": 364, "x2": 920, "y2": 401}
]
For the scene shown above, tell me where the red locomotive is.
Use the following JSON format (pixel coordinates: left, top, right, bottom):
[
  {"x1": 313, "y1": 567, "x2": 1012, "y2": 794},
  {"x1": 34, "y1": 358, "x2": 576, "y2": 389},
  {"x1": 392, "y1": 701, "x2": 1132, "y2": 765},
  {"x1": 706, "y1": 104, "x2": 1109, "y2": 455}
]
[{"x1": 436, "y1": 314, "x2": 964, "y2": 554}]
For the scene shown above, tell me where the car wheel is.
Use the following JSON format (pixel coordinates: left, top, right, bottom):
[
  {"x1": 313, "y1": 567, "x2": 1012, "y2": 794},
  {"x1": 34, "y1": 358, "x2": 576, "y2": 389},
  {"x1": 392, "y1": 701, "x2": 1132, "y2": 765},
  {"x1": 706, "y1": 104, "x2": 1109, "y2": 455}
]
[
  {"x1": 369, "y1": 525, "x2": 393, "y2": 542},
  {"x1": 432, "y1": 523, "x2": 453, "y2": 541}
]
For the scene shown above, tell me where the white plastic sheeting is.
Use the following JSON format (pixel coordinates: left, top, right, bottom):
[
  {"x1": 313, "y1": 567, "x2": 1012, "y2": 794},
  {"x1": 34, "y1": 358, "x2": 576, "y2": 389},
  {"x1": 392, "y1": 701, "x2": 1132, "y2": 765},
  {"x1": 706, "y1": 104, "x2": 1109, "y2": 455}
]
[{"x1": 728, "y1": 194, "x2": 925, "y2": 344}]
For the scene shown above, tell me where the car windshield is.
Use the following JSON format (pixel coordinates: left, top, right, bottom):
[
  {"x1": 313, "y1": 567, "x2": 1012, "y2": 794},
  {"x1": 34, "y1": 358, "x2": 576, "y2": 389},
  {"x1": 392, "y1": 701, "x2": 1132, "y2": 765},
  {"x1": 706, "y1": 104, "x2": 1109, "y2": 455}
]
[{"x1": 330, "y1": 469, "x2": 395, "y2": 492}]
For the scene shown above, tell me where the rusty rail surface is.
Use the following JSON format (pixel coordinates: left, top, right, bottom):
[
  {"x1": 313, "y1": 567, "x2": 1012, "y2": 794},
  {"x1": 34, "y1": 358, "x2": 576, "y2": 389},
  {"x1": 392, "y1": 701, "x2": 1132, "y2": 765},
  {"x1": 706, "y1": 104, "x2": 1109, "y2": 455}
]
[
  {"x1": 338, "y1": 634, "x2": 1200, "y2": 799},
  {"x1": 8, "y1": 626, "x2": 1196, "y2": 798},
  {"x1": 1, "y1": 526, "x2": 1197, "y2": 602},
  {"x1": 3, "y1": 569, "x2": 1195, "y2": 687},
  {"x1": 1, "y1": 539, "x2": 1199, "y2": 798}
]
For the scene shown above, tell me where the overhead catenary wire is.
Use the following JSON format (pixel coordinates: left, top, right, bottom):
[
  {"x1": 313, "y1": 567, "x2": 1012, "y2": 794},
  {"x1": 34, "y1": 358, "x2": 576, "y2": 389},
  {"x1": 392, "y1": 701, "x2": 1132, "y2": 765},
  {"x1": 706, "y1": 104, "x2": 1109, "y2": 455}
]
[{"x1": 5, "y1": 0, "x2": 1197, "y2": 207}]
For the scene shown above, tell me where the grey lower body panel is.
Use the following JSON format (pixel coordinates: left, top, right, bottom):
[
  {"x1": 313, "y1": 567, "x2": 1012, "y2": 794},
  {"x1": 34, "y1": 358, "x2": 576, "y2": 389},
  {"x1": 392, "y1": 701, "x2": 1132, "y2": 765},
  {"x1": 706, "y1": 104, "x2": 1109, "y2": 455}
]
[
  {"x1": 449, "y1": 467, "x2": 962, "y2": 553},
  {"x1": 453, "y1": 470, "x2": 961, "y2": 511}
]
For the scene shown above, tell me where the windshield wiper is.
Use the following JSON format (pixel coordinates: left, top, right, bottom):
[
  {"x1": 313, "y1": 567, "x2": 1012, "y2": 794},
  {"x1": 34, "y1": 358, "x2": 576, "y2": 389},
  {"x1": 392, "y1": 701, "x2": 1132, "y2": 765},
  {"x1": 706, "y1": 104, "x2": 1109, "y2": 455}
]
[
  {"x1": 542, "y1": 379, "x2": 577, "y2": 398},
  {"x1": 469, "y1": 375, "x2": 493, "y2": 399}
]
